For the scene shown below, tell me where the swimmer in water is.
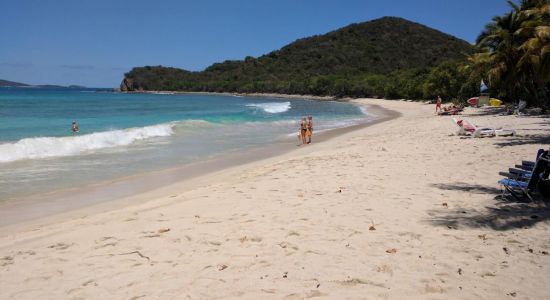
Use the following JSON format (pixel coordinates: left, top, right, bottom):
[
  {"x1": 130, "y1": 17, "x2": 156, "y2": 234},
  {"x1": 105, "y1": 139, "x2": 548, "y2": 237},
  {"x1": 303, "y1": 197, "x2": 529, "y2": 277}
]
[{"x1": 71, "y1": 121, "x2": 79, "y2": 133}]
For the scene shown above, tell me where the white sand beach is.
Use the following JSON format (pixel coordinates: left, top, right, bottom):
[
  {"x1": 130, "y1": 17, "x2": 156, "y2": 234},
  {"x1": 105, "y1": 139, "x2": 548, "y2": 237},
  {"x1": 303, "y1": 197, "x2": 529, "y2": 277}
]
[{"x1": 1, "y1": 99, "x2": 549, "y2": 299}]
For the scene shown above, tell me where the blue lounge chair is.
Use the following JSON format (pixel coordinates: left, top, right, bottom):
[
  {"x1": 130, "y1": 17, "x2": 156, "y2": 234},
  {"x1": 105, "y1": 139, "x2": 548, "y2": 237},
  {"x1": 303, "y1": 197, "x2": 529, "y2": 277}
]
[
  {"x1": 498, "y1": 151, "x2": 549, "y2": 201},
  {"x1": 499, "y1": 149, "x2": 544, "y2": 180},
  {"x1": 499, "y1": 169, "x2": 532, "y2": 181},
  {"x1": 514, "y1": 149, "x2": 544, "y2": 171}
]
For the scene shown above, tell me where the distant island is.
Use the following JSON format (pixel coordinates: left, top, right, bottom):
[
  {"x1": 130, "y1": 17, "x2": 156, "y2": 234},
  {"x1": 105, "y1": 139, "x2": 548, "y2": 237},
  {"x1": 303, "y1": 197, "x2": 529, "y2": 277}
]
[
  {"x1": 121, "y1": 17, "x2": 475, "y2": 100},
  {"x1": 0, "y1": 79, "x2": 86, "y2": 89},
  {"x1": 0, "y1": 79, "x2": 30, "y2": 87}
]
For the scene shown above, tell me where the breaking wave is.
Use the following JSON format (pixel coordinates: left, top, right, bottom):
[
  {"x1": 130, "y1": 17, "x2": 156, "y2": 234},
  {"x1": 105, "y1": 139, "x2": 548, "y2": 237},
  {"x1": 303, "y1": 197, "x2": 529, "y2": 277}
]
[
  {"x1": 246, "y1": 102, "x2": 291, "y2": 113},
  {"x1": 0, "y1": 123, "x2": 175, "y2": 163}
]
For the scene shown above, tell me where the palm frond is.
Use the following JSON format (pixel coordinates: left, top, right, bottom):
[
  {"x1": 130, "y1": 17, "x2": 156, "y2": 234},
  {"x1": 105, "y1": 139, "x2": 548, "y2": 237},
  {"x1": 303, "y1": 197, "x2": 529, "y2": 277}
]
[
  {"x1": 535, "y1": 26, "x2": 550, "y2": 39},
  {"x1": 508, "y1": 0, "x2": 520, "y2": 12}
]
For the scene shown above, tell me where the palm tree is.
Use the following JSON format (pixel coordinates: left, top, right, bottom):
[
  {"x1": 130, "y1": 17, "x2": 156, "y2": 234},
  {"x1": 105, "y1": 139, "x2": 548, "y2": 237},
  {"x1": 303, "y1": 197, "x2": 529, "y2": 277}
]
[
  {"x1": 472, "y1": 0, "x2": 549, "y2": 107},
  {"x1": 516, "y1": 0, "x2": 550, "y2": 106},
  {"x1": 476, "y1": 4, "x2": 524, "y2": 100},
  {"x1": 517, "y1": 1, "x2": 550, "y2": 81}
]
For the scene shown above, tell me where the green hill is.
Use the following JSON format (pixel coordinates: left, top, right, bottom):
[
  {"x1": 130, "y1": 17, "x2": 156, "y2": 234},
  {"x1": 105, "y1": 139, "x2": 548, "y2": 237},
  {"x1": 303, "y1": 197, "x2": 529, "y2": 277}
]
[{"x1": 121, "y1": 17, "x2": 475, "y2": 99}]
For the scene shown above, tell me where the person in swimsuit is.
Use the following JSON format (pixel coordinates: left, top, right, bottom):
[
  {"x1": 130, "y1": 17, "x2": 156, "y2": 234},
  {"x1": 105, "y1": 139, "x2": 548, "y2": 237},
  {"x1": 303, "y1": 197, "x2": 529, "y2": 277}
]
[
  {"x1": 435, "y1": 96, "x2": 442, "y2": 113},
  {"x1": 71, "y1": 121, "x2": 79, "y2": 134},
  {"x1": 300, "y1": 116, "x2": 307, "y2": 145},
  {"x1": 306, "y1": 115, "x2": 313, "y2": 144}
]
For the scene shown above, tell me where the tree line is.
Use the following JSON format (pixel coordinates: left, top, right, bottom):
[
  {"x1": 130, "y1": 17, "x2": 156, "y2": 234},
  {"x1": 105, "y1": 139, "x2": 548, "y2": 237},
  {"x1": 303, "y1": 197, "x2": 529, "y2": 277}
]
[{"x1": 123, "y1": 2, "x2": 549, "y2": 108}]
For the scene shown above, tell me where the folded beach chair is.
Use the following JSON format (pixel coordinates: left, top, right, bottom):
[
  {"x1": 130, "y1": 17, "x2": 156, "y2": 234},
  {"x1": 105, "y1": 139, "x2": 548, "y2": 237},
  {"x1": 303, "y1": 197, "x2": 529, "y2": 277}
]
[
  {"x1": 515, "y1": 100, "x2": 527, "y2": 115},
  {"x1": 498, "y1": 151, "x2": 549, "y2": 201}
]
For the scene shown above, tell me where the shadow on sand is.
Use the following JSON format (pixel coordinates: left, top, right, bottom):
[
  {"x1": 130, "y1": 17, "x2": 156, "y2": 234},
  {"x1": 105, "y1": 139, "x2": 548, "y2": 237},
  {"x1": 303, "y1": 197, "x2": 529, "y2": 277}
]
[
  {"x1": 461, "y1": 107, "x2": 509, "y2": 117},
  {"x1": 493, "y1": 134, "x2": 550, "y2": 148},
  {"x1": 432, "y1": 183, "x2": 501, "y2": 195},
  {"x1": 428, "y1": 182, "x2": 550, "y2": 231}
]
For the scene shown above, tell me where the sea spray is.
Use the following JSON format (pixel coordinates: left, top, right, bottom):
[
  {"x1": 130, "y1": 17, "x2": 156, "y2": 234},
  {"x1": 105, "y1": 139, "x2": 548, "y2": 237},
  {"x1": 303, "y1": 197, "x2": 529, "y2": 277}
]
[
  {"x1": 0, "y1": 123, "x2": 174, "y2": 163},
  {"x1": 246, "y1": 102, "x2": 291, "y2": 113}
]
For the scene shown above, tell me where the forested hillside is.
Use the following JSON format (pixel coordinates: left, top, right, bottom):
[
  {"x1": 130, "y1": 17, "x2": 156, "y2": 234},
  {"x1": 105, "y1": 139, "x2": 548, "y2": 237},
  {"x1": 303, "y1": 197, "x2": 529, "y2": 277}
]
[{"x1": 122, "y1": 17, "x2": 476, "y2": 100}]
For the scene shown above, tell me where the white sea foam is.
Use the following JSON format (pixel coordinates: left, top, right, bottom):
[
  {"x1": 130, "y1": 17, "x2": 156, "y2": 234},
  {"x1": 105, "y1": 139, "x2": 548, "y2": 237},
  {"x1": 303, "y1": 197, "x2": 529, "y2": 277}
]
[
  {"x1": 284, "y1": 118, "x2": 368, "y2": 137},
  {"x1": 359, "y1": 105, "x2": 369, "y2": 115},
  {"x1": 246, "y1": 102, "x2": 291, "y2": 113},
  {"x1": 0, "y1": 123, "x2": 175, "y2": 163}
]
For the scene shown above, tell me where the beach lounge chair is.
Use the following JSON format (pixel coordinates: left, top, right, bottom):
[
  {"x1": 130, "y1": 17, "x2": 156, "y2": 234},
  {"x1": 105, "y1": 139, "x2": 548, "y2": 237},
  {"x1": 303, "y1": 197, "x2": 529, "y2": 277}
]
[
  {"x1": 498, "y1": 151, "x2": 549, "y2": 201},
  {"x1": 517, "y1": 161, "x2": 536, "y2": 171},
  {"x1": 452, "y1": 118, "x2": 495, "y2": 137},
  {"x1": 464, "y1": 119, "x2": 516, "y2": 137},
  {"x1": 438, "y1": 110, "x2": 461, "y2": 116},
  {"x1": 500, "y1": 149, "x2": 545, "y2": 180},
  {"x1": 452, "y1": 117, "x2": 472, "y2": 136},
  {"x1": 499, "y1": 167, "x2": 533, "y2": 181},
  {"x1": 499, "y1": 167, "x2": 537, "y2": 181},
  {"x1": 514, "y1": 149, "x2": 545, "y2": 171},
  {"x1": 438, "y1": 106, "x2": 463, "y2": 115}
]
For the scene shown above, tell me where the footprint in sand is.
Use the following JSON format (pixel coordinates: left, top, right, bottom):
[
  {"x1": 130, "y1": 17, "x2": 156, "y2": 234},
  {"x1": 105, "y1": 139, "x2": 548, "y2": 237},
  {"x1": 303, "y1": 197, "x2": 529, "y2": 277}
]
[
  {"x1": 94, "y1": 242, "x2": 118, "y2": 249},
  {"x1": 1, "y1": 255, "x2": 15, "y2": 266},
  {"x1": 422, "y1": 282, "x2": 447, "y2": 294},
  {"x1": 81, "y1": 279, "x2": 97, "y2": 287},
  {"x1": 334, "y1": 278, "x2": 387, "y2": 289},
  {"x1": 201, "y1": 240, "x2": 221, "y2": 247},
  {"x1": 24, "y1": 274, "x2": 53, "y2": 282},
  {"x1": 239, "y1": 236, "x2": 263, "y2": 243},
  {"x1": 47, "y1": 242, "x2": 74, "y2": 250},
  {"x1": 287, "y1": 231, "x2": 300, "y2": 237},
  {"x1": 94, "y1": 236, "x2": 119, "y2": 249},
  {"x1": 16, "y1": 250, "x2": 36, "y2": 256},
  {"x1": 278, "y1": 242, "x2": 299, "y2": 251},
  {"x1": 348, "y1": 230, "x2": 362, "y2": 237},
  {"x1": 284, "y1": 290, "x2": 327, "y2": 299},
  {"x1": 376, "y1": 264, "x2": 394, "y2": 275}
]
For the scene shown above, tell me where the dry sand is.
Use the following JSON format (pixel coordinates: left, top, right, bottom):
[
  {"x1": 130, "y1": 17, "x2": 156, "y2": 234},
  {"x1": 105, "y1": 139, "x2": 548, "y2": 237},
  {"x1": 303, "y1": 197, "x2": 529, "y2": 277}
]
[{"x1": 1, "y1": 99, "x2": 549, "y2": 299}]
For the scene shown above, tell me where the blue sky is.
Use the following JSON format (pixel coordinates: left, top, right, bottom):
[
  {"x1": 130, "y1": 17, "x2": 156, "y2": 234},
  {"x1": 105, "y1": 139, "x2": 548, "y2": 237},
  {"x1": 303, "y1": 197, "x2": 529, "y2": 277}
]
[{"x1": 1, "y1": 0, "x2": 511, "y2": 87}]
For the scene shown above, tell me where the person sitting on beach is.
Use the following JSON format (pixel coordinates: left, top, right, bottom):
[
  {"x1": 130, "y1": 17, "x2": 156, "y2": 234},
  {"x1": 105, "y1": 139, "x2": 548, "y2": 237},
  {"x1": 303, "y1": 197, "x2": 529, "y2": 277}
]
[
  {"x1": 300, "y1": 116, "x2": 308, "y2": 145},
  {"x1": 435, "y1": 95, "x2": 442, "y2": 113},
  {"x1": 306, "y1": 115, "x2": 313, "y2": 144},
  {"x1": 71, "y1": 121, "x2": 79, "y2": 133},
  {"x1": 438, "y1": 103, "x2": 463, "y2": 115}
]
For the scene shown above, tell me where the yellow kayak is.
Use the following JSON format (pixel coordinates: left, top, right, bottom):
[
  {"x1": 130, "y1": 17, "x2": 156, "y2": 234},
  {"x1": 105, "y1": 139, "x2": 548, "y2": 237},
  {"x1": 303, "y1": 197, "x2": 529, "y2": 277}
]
[{"x1": 489, "y1": 98, "x2": 503, "y2": 106}]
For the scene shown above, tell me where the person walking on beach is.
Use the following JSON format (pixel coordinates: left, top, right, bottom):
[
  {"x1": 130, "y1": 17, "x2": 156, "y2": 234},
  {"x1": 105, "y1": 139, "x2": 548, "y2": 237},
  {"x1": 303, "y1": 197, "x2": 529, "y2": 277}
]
[
  {"x1": 306, "y1": 115, "x2": 313, "y2": 144},
  {"x1": 71, "y1": 121, "x2": 79, "y2": 134},
  {"x1": 435, "y1": 95, "x2": 442, "y2": 113},
  {"x1": 300, "y1": 116, "x2": 308, "y2": 145}
]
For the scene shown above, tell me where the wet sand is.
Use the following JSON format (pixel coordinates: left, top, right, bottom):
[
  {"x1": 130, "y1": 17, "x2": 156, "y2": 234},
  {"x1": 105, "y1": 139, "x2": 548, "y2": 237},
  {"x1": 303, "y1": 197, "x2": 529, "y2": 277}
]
[{"x1": 0, "y1": 103, "x2": 396, "y2": 231}]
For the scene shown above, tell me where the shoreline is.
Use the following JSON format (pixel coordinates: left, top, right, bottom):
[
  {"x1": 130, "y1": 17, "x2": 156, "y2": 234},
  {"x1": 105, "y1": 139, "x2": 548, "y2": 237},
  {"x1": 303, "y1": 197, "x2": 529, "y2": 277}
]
[
  {"x1": 0, "y1": 102, "x2": 398, "y2": 233},
  {"x1": 1, "y1": 99, "x2": 549, "y2": 299},
  {"x1": 120, "y1": 89, "x2": 350, "y2": 101}
]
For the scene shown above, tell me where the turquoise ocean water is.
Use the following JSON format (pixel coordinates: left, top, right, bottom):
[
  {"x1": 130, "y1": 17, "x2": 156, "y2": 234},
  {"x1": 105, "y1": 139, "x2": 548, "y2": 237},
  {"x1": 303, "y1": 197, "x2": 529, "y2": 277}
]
[{"x1": 0, "y1": 87, "x2": 368, "y2": 201}]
